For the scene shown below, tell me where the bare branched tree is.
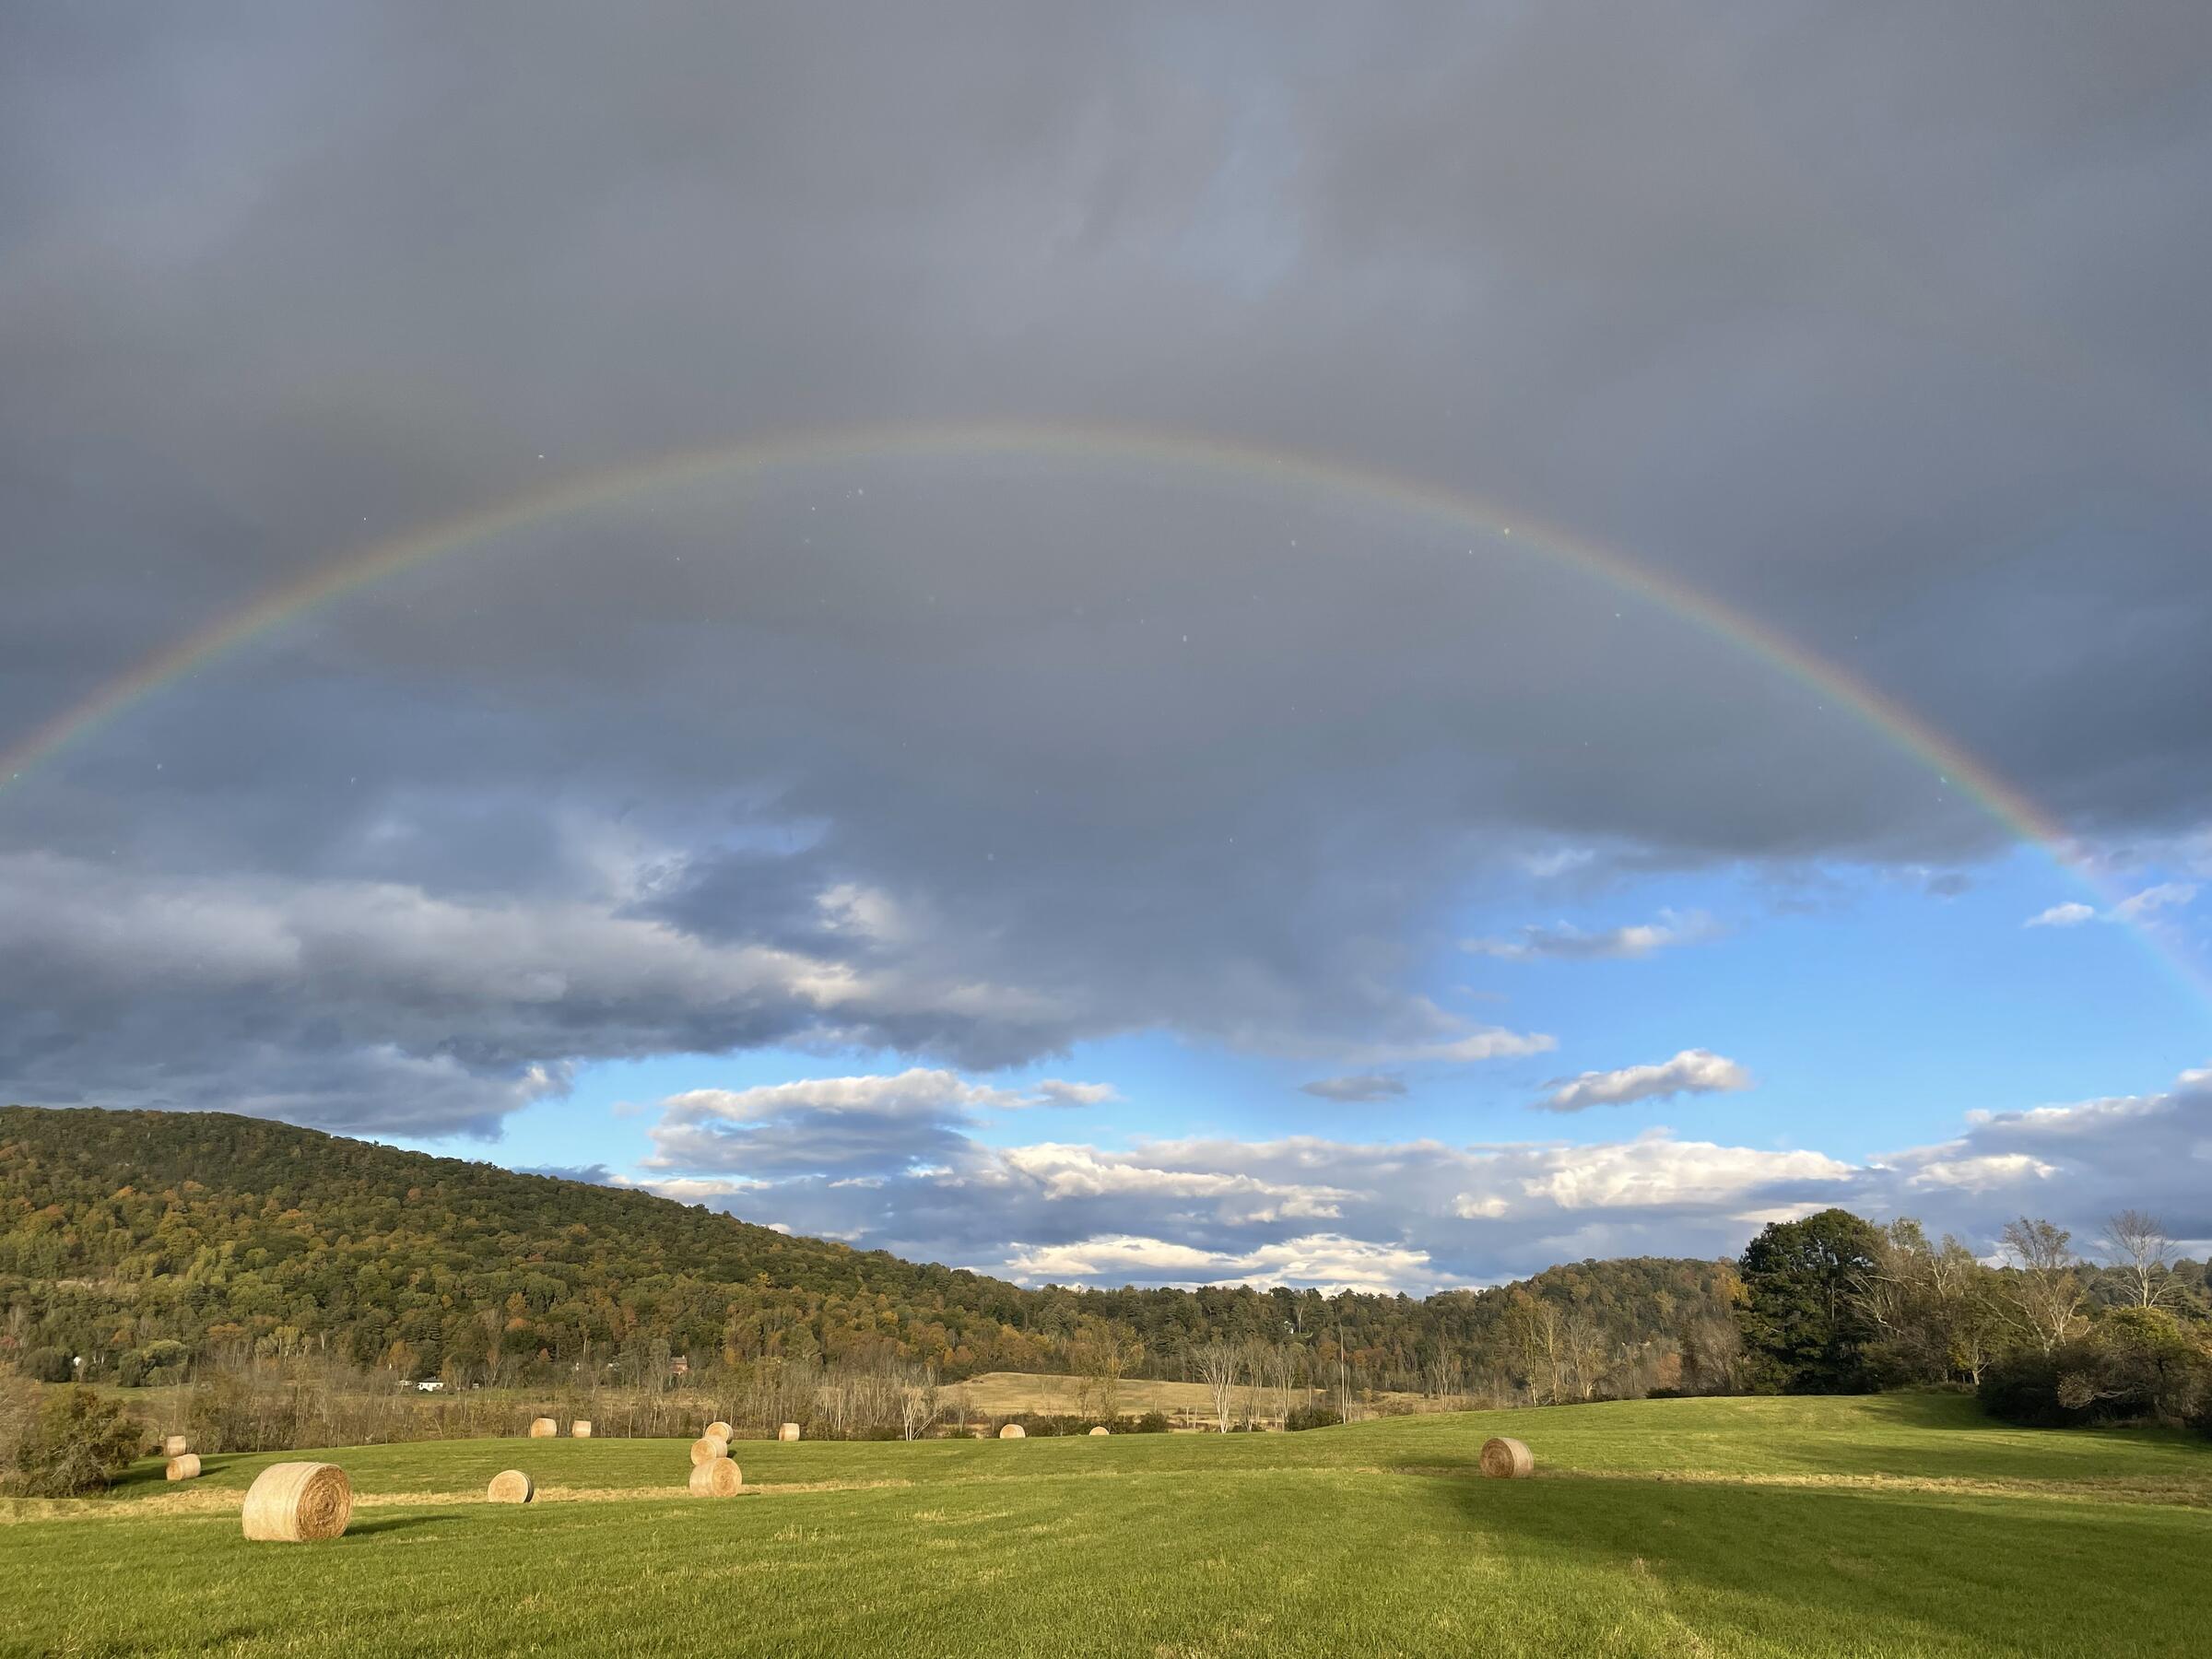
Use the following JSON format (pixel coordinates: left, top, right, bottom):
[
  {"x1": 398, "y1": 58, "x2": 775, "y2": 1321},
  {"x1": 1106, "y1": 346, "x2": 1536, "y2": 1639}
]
[
  {"x1": 1065, "y1": 1316, "x2": 1139, "y2": 1423},
  {"x1": 1501, "y1": 1292, "x2": 1565, "y2": 1405},
  {"x1": 2100, "y1": 1209, "x2": 2176, "y2": 1308},
  {"x1": 899, "y1": 1365, "x2": 941, "y2": 1441},
  {"x1": 1194, "y1": 1339, "x2": 1240, "y2": 1433},
  {"x1": 1561, "y1": 1311, "x2": 1609, "y2": 1402},
  {"x1": 1998, "y1": 1217, "x2": 2085, "y2": 1354}
]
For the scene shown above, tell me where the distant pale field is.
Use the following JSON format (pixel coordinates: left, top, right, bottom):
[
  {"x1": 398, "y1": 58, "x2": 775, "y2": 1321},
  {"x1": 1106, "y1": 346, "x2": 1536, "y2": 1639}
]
[
  {"x1": 5, "y1": 1394, "x2": 2208, "y2": 1657},
  {"x1": 104, "y1": 1370, "x2": 1430, "y2": 1431},
  {"x1": 947, "y1": 1369, "x2": 1433, "y2": 1421}
]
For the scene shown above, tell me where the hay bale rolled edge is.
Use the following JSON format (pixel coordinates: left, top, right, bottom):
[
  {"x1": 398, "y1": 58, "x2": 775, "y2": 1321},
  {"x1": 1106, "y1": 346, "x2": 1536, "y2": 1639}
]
[
  {"x1": 689, "y1": 1433, "x2": 730, "y2": 1465},
  {"x1": 778, "y1": 1422, "x2": 801, "y2": 1442},
  {"x1": 687, "y1": 1455, "x2": 742, "y2": 1497},
  {"x1": 241, "y1": 1461, "x2": 353, "y2": 1542},
  {"x1": 487, "y1": 1468, "x2": 535, "y2": 1504},
  {"x1": 998, "y1": 1423, "x2": 1026, "y2": 1440},
  {"x1": 527, "y1": 1417, "x2": 558, "y2": 1438},
  {"x1": 704, "y1": 1419, "x2": 734, "y2": 1441},
  {"x1": 165, "y1": 1453, "x2": 202, "y2": 1481},
  {"x1": 1479, "y1": 1436, "x2": 1534, "y2": 1479},
  {"x1": 570, "y1": 1419, "x2": 593, "y2": 1438},
  {"x1": 161, "y1": 1434, "x2": 189, "y2": 1457},
  {"x1": 1088, "y1": 1426, "x2": 1109, "y2": 1436}
]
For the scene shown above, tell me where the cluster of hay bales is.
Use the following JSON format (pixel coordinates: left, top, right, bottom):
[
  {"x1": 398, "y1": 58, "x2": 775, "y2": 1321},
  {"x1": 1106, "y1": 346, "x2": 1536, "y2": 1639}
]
[
  {"x1": 241, "y1": 1462, "x2": 353, "y2": 1542},
  {"x1": 487, "y1": 1468, "x2": 535, "y2": 1504},
  {"x1": 527, "y1": 1417, "x2": 559, "y2": 1439},
  {"x1": 778, "y1": 1422, "x2": 801, "y2": 1442},
  {"x1": 1480, "y1": 1436, "x2": 1534, "y2": 1479},
  {"x1": 160, "y1": 1432, "x2": 200, "y2": 1481},
  {"x1": 683, "y1": 1418, "x2": 745, "y2": 1497}
]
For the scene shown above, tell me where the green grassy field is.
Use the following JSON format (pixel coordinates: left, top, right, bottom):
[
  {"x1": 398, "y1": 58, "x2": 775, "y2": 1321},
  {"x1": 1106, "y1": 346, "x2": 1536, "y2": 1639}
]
[{"x1": 5, "y1": 1393, "x2": 2206, "y2": 1657}]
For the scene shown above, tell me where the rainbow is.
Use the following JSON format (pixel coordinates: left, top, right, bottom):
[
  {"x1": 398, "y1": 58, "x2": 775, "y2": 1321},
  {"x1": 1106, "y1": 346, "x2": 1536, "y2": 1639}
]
[{"x1": 5, "y1": 417, "x2": 2203, "y2": 1012}]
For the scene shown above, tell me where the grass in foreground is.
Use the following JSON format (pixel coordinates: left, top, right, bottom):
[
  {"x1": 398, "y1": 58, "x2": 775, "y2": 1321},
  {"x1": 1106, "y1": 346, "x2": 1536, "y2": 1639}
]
[{"x1": 4, "y1": 1394, "x2": 2206, "y2": 1657}]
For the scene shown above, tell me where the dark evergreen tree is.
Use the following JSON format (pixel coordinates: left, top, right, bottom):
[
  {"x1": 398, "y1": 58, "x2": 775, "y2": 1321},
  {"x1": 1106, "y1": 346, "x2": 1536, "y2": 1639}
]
[{"x1": 1735, "y1": 1207, "x2": 1883, "y2": 1393}]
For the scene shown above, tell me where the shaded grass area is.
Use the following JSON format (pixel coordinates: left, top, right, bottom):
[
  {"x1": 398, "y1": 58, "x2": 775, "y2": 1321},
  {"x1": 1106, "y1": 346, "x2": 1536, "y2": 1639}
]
[{"x1": 4, "y1": 1394, "x2": 2207, "y2": 1656}]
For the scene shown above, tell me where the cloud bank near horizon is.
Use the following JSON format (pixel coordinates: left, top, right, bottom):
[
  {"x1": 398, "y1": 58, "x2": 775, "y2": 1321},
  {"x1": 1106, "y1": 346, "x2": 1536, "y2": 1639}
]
[{"x1": 600, "y1": 1063, "x2": 2212, "y2": 1294}]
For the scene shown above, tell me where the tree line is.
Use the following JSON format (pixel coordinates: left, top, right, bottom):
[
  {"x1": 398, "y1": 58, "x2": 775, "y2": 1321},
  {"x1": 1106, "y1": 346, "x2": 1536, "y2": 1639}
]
[{"x1": 1732, "y1": 1206, "x2": 2212, "y2": 1430}]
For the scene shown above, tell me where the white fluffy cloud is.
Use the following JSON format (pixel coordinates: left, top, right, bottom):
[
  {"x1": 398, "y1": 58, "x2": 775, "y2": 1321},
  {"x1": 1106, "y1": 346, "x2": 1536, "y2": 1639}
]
[
  {"x1": 1503, "y1": 1133, "x2": 1844, "y2": 1208},
  {"x1": 2026, "y1": 886, "x2": 2196, "y2": 929},
  {"x1": 1002, "y1": 1233, "x2": 1440, "y2": 1296},
  {"x1": 1535, "y1": 1049, "x2": 1752, "y2": 1112}
]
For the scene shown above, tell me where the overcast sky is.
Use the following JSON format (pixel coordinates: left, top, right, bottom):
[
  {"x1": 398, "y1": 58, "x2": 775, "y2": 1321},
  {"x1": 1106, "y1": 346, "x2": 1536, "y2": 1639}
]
[{"x1": 5, "y1": 3, "x2": 2210, "y2": 1291}]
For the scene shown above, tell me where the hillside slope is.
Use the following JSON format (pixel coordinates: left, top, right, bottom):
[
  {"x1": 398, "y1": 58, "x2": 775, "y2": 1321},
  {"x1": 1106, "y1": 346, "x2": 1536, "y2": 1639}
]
[{"x1": 0, "y1": 1105, "x2": 1735, "y2": 1392}]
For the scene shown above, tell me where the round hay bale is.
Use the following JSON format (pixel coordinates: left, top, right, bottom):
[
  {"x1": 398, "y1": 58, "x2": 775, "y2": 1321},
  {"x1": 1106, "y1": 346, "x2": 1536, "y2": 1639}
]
[
  {"x1": 1479, "y1": 1436, "x2": 1534, "y2": 1479},
  {"x1": 998, "y1": 1423, "x2": 1026, "y2": 1440},
  {"x1": 704, "y1": 1419, "x2": 734, "y2": 1441},
  {"x1": 778, "y1": 1422, "x2": 801, "y2": 1442},
  {"x1": 527, "y1": 1417, "x2": 558, "y2": 1438},
  {"x1": 486, "y1": 1469, "x2": 535, "y2": 1504},
  {"x1": 570, "y1": 1419, "x2": 593, "y2": 1439},
  {"x1": 162, "y1": 1434, "x2": 189, "y2": 1457},
  {"x1": 165, "y1": 1453, "x2": 202, "y2": 1481},
  {"x1": 241, "y1": 1461, "x2": 353, "y2": 1542},
  {"x1": 689, "y1": 1434, "x2": 730, "y2": 1465},
  {"x1": 688, "y1": 1455, "x2": 742, "y2": 1497},
  {"x1": 1088, "y1": 1426, "x2": 1110, "y2": 1437}
]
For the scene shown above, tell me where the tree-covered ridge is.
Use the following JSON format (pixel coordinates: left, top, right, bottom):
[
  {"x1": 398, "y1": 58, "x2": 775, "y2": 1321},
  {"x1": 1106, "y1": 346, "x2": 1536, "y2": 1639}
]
[
  {"x1": 1, "y1": 1106, "x2": 1041, "y2": 1380},
  {"x1": 0, "y1": 1105, "x2": 1735, "y2": 1397}
]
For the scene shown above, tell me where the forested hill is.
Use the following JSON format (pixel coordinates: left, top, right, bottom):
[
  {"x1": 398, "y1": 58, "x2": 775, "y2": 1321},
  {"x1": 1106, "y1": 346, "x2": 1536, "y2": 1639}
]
[{"x1": 1, "y1": 1105, "x2": 1737, "y2": 1395}]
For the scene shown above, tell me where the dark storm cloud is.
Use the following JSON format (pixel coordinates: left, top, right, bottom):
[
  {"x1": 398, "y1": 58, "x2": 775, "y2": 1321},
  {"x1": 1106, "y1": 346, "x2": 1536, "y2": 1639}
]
[{"x1": 3, "y1": 3, "x2": 2208, "y2": 1133}]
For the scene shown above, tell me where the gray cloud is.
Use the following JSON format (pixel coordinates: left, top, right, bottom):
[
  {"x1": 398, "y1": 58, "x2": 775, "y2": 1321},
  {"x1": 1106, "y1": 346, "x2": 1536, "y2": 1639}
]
[
  {"x1": 2, "y1": 5, "x2": 2209, "y2": 1135},
  {"x1": 1465, "y1": 911, "x2": 1719, "y2": 962},
  {"x1": 641, "y1": 1068, "x2": 1119, "y2": 1182},
  {"x1": 1299, "y1": 1073, "x2": 1407, "y2": 1103}
]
